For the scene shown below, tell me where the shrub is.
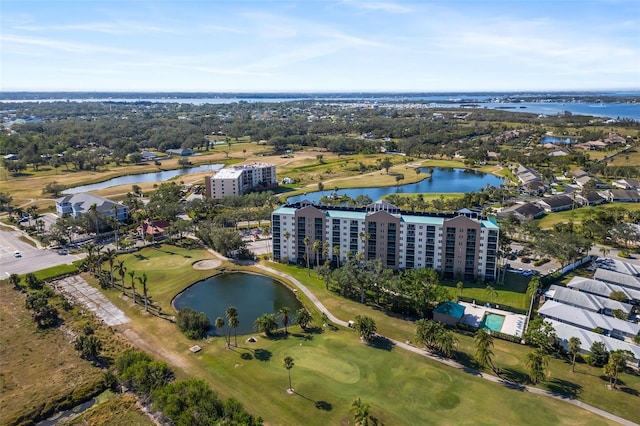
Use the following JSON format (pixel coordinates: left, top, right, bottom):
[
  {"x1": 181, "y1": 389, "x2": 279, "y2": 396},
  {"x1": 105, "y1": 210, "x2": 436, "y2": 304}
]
[
  {"x1": 176, "y1": 307, "x2": 211, "y2": 339},
  {"x1": 533, "y1": 258, "x2": 550, "y2": 267}
]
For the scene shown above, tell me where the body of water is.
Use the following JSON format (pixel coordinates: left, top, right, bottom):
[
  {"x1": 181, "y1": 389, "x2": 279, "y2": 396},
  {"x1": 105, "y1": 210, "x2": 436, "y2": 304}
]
[
  {"x1": 173, "y1": 272, "x2": 302, "y2": 336},
  {"x1": 287, "y1": 167, "x2": 504, "y2": 204},
  {"x1": 540, "y1": 136, "x2": 575, "y2": 144},
  {"x1": 64, "y1": 163, "x2": 224, "y2": 194},
  {"x1": 2, "y1": 93, "x2": 638, "y2": 120}
]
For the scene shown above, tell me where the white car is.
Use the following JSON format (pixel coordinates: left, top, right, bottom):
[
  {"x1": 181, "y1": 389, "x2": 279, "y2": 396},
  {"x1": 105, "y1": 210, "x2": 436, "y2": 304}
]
[{"x1": 14, "y1": 251, "x2": 21, "y2": 258}]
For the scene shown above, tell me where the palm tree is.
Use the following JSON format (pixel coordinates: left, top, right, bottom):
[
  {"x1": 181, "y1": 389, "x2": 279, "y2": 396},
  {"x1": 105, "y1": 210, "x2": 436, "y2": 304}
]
[
  {"x1": 88, "y1": 203, "x2": 100, "y2": 236},
  {"x1": 111, "y1": 205, "x2": 120, "y2": 250},
  {"x1": 226, "y1": 306, "x2": 238, "y2": 346},
  {"x1": 84, "y1": 243, "x2": 97, "y2": 273},
  {"x1": 485, "y1": 285, "x2": 498, "y2": 304},
  {"x1": 229, "y1": 314, "x2": 239, "y2": 347},
  {"x1": 525, "y1": 348, "x2": 548, "y2": 385},
  {"x1": 456, "y1": 281, "x2": 464, "y2": 297},
  {"x1": 316, "y1": 261, "x2": 332, "y2": 290},
  {"x1": 333, "y1": 245, "x2": 340, "y2": 268},
  {"x1": 474, "y1": 329, "x2": 495, "y2": 372},
  {"x1": 525, "y1": 276, "x2": 540, "y2": 332},
  {"x1": 303, "y1": 236, "x2": 310, "y2": 272},
  {"x1": 283, "y1": 356, "x2": 295, "y2": 392},
  {"x1": 353, "y1": 315, "x2": 377, "y2": 343},
  {"x1": 115, "y1": 260, "x2": 127, "y2": 295},
  {"x1": 128, "y1": 270, "x2": 136, "y2": 303},
  {"x1": 295, "y1": 308, "x2": 312, "y2": 330},
  {"x1": 254, "y1": 313, "x2": 278, "y2": 336},
  {"x1": 313, "y1": 239, "x2": 322, "y2": 267},
  {"x1": 351, "y1": 398, "x2": 371, "y2": 426},
  {"x1": 599, "y1": 246, "x2": 610, "y2": 259},
  {"x1": 438, "y1": 331, "x2": 458, "y2": 358},
  {"x1": 279, "y1": 306, "x2": 291, "y2": 335},
  {"x1": 103, "y1": 248, "x2": 117, "y2": 288},
  {"x1": 568, "y1": 336, "x2": 581, "y2": 372},
  {"x1": 136, "y1": 272, "x2": 149, "y2": 312}
]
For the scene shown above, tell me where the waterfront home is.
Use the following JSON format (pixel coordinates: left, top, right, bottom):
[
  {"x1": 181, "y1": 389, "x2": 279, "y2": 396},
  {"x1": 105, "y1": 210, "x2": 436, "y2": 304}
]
[{"x1": 55, "y1": 193, "x2": 128, "y2": 221}]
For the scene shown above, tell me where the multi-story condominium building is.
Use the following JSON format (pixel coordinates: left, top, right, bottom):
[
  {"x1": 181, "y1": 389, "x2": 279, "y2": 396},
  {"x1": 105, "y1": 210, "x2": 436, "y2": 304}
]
[
  {"x1": 204, "y1": 163, "x2": 277, "y2": 198},
  {"x1": 271, "y1": 200, "x2": 499, "y2": 281}
]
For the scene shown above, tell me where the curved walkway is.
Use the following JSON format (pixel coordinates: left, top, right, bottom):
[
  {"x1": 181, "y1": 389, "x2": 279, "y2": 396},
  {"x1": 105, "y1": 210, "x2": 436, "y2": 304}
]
[{"x1": 255, "y1": 262, "x2": 638, "y2": 426}]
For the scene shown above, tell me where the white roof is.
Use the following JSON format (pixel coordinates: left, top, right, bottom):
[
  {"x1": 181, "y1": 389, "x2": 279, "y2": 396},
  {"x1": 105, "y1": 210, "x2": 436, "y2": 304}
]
[
  {"x1": 538, "y1": 300, "x2": 640, "y2": 336},
  {"x1": 594, "y1": 258, "x2": 640, "y2": 277},
  {"x1": 566, "y1": 276, "x2": 640, "y2": 302},
  {"x1": 547, "y1": 320, "x2": 640, "y2": 362},
  {"x1": 594, "y1": 268, "x2": 640, "y2": 290},
  {"x1": 213, "y1": 168, "x2": 244, "y2": 179},
  {"x1": 545, "y1": 285, "x2": 632, "y2": 314}
]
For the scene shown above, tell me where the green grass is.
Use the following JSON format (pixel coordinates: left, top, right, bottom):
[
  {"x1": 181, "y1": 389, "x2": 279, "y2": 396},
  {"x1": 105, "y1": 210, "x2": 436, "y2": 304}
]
[
  {"x1": 96, "y1": 249, "x2": 640, "y2": 425},
  {"x1": 66, "y1": 393, "x2": 154, "y2": 426},
  {"x1": 32, "y1": 263, "x2": 79, "y2": 282},
  {"x1": 536, "y1": 203, "x2": 640, "y2": 228},
  {"x1": 444, "y1": 271, "x2": 530, "y2": 311}
]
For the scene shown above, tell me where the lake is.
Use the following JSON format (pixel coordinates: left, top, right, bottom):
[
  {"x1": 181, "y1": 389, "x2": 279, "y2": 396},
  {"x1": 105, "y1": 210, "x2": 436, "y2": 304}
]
[
  {"x1": 287, "y1": 167, "x2": 504, "y2": 204},
  {"x1": 173, "y1": 272, "x2": 302, "y2": 336},
  {"x1": 541, "y1": 136, "x2": 575, "y2": 144},
  {"x1": 64, "y1": 163, "x2": 224, "y2": 194}
]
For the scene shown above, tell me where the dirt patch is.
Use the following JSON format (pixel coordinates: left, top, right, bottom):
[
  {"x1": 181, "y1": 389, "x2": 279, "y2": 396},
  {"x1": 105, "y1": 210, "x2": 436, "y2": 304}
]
[
  {"x1": 121, "y1": 328, "x2": 189, "y2": 371},
  {"x1": 192, "y1": 259, "x2": 222, "y2": 270}
]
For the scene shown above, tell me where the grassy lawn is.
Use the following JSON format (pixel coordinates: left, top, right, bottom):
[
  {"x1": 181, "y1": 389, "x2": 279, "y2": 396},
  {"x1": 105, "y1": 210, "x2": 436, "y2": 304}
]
[
  {"x1": 0, "y1": 282, "x2": 104, "y2": 425},
  {"x1": 536, "y1": 203, "x2": 640, "y2": 228},
  {"x1": 443, "y1": 271, "x2": 530, "y2": 311},
  {"x1": 87, "y1": 246, "x2": 640, "y2": 424}
]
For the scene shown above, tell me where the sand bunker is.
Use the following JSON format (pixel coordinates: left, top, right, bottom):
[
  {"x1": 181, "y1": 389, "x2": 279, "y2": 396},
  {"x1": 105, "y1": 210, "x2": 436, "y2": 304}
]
[{"x1": 192, "y1": 259, "x2": 222, "y2": 270}]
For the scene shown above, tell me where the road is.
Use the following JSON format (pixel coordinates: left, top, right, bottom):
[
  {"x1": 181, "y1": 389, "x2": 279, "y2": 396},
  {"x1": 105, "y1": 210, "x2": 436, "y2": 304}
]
[{"x1": 0, "y1": 226, "x2": 85, "y2": 277}]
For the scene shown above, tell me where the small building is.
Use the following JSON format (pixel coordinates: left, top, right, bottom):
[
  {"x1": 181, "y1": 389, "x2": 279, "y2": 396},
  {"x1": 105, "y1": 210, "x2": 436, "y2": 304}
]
[
  {"x1": 497, "y1": 202, "x2": 545, "y2": 222},
  {"x1": 575, "y1": 191, "x2": 605, "y2": 206},
  {"x1": 55, "y1": 193, "x2": 128, "y2": 221},
  {"x1": 137, "y1": 220, "x2": 171, "y2": 240},
  {"x1": 433, "y1": 302, "x2": 466, "y2": 326},
  {"x1": 537, "y1": 195, "x2": 574, "y2": 212},
  {"x1": 566, "y1": 276, "x2": 640, "y2": 305},
  {"x1": 593, "y1": 268, "x2": 640, "y2": 292},
  {"x1": 595, "y1": 257, "x2": 640, "y2": 277},
  {"x1": 544, "y1": 285, "x2": 632, "y2": 316},
  {"x1": 166, "y1": 148, "x2": 195, "y2": 156},
  {"x1": 612, "y1": 178, "x2": 640, "y2": 190},
  {"x1": 140, "y1": 151, "x2": 158, "y2": 161},
  {"x1": 606, "y1": 189, "x2": 640, "y2": 203}
]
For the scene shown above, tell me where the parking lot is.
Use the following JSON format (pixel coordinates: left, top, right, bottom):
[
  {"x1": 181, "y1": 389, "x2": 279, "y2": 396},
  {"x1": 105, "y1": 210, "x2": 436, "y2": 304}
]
[{"x1": 0, "y1": 226, "x2": 85, "y2": 276}]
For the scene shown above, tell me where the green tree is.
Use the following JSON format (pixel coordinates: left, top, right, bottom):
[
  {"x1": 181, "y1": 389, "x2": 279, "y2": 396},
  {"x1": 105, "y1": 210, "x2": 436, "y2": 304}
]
[
  {"x1": 456, "y1": 281, "x2": 464, "y2": 297},
  {"x1": 353, "y1": 315, "x2": 377, "y2": 342},
  {"x1": 215, "y1": 317, "x2": 226, "y2": 346},
  {"x1": 8, "y1": 273, "x2": 21, "y2": 289},
  {"x1": 136, "y1": 272, "x2": 149, "y2": 312},
  {"x1": 74, "y1": 334, "x2": 102, "y2": 361},
  {"x1": 525, "y1": 318, "x2": 558, "y2": 353},
  {"x1": 283, "y1": 356, "x2": 294, "y2": 392},
  {"x1": 604, "y1": 350, "x2": 633, "y2": 389},
  {"x1": 279, "y1": 306, "x2": 291, "y2": 335},
  {"x1": 226, "y1": 306, "x2": 239, "y2": 347},
  {"x1": 351, "y1": 398, "x2": 371, "y2": 426},
  {"x1": 315, "y1": 261, "x2": 332, "y2": 290},
  {"x1": 254, "y1": 313, "x2": 278, "y2": 336},
  {"x1": 115, "y1": 260, "x2": 127, "y2": 295},
  {"x1": 25, "y1": 272, "x2": 43, "y2": 290},
  {"x1": 525, "y1": 348, "x2": 549, "y2": 385},
  {"x1": 380, "y1": 157, "x2": 392, "y2": 174},
  {"x1": 588, "y1": 341, "x2": 609, "y2": 367},
  {"x1": 474, "y1": 329, "x2": 495, "y2": 372},
  {"x1": 128, "y1": 270, "x2": 137, "y2": 303},
  {"x1": 42, "y1": 181, "x2": 66, "y2": 197},
  {"x1": 177, "y1": 308, "x2": 211, "y2": 339},
  {"x1": 485, "y1": 285, "x2": 498, "y2": 304},
  {"x1": 568, "y1": 336, "x2": 582, "y2": 373},
  {"x1": 295, "y1": 308, "x2": 312, "y2": 331}
]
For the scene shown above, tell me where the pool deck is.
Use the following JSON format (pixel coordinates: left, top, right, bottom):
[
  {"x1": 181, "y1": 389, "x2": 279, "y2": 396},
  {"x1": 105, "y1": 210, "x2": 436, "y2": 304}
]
[{"x1": 458, "y1": 301, "x2": 526, "y2": 338}]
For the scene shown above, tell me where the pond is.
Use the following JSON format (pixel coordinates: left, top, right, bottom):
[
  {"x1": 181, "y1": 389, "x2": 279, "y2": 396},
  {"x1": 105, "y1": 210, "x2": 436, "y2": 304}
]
[
  {"x1": 173, "y1": 272, "x2": 303, "y2": 336},
  {"x1": 540, "y1": 136, "x2": 575, "y2": 144},
  {"x1": 63, "y1": 163, "x2": 224, "y2": 194},
  {"x1": 287, "y1": 167, "x2": 504, "y2": 204}
]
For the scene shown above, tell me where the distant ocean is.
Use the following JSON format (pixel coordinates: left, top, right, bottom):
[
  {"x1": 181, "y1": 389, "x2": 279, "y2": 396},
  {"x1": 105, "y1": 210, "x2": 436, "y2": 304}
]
[{"x1": 1, "y1": 92, "x2": 638, "y2": 120}]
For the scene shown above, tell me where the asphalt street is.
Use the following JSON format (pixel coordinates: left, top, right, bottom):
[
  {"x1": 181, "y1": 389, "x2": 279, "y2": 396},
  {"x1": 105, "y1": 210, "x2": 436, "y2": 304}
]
[{"x1": 0, "y1": 226, "x2": 85, "y2": 277}]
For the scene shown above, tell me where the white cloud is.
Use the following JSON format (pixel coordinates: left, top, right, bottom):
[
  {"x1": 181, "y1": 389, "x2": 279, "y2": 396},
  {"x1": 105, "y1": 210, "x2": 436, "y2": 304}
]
[{"x1": 1, "y1": 34, "x2": 137, "y2": 55}]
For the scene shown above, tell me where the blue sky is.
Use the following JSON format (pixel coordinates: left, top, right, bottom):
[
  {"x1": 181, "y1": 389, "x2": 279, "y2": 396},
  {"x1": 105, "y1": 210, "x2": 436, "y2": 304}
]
[{"x1": 1, "y1": 0, "x2": 639, "y2": 92}]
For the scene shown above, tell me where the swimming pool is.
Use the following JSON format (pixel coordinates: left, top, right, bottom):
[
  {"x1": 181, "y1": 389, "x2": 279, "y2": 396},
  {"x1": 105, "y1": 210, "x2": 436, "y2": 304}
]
[{"x1": 480, "y1": 313, "x2": 505, "y2": 333}]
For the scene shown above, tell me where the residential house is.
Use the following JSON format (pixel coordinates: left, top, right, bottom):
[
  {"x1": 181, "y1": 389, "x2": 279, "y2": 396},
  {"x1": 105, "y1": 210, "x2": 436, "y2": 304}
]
[
  {"x1": 544, "y1": 285, "x2": 632, "y2": 316},
  {"x1": 548, "y1": 320, "x2": 640, "y2": 367},
  {"x1": 537, "y1": 300, "x2": 640, "y2": 341},
  {"x1": 594, "y1": 257, "x2": 640, "y2": 277},
  {"x1": 575, "y1": 191, "x2": 605, "y2": 207},
  {"x1": 55, "y1": 193, "x2": 128, "y2": 221},
  {"x1": 612, "y1": 178, "x2": 640, "y2": 190},
  {"x1": 140, "y1": 151, "x2": 158, "y2": 161},
  {"x1": 566, "y1": 276, "x2": 640, "y2": 305},
  {"x1": 606, "y1": 189, "x2": 640, "y2": 202},
  {"x1": 137, "y1": 219, "x2": 171, "y2": 240},
  {"x1": 537, "y1": 194, "x2": 574, "y2": 212},
  {"x1": 497, "y1": 202, "x2": 545, "y2": 222},
  {"x1": 593, "y1": 268, "x2": 640, "y2": 292}
]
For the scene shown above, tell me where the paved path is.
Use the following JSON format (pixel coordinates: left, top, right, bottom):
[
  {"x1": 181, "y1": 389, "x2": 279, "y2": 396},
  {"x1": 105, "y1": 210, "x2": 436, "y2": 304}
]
[{"x1": 254, "y1": 261, "x2": 639, "y2": 426}]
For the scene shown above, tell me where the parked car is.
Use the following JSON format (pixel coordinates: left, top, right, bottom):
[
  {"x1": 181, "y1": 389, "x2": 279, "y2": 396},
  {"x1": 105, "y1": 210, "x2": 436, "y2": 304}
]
[{"x1": 14, "y1": 251, "x2": 21, "y2": 258}]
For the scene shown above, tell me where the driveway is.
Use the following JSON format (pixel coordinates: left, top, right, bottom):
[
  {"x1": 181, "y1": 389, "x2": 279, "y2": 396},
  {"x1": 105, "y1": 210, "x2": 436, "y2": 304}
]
[{"x1": 0, "y1": 226, "x2": 85, "y2": 277}]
